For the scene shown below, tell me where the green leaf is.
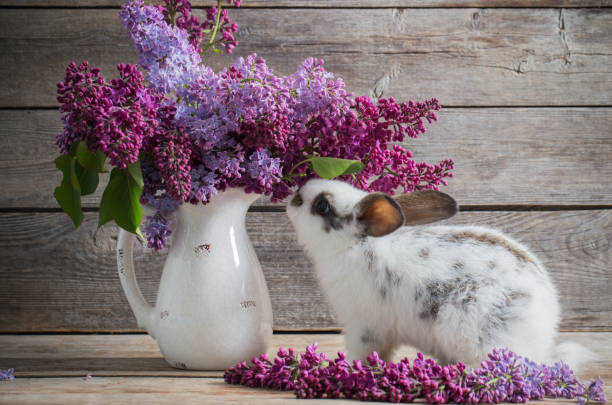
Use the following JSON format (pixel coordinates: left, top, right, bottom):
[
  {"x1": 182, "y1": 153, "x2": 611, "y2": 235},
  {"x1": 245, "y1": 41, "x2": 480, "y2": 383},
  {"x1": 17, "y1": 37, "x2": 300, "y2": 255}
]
[
  {"x1": 308, "y1": 157, "x2": 365, "y2": 180},
  {"x1": 75, "y1": 141, "x2": 106, "y2": 173},
  {"x1": 98, "y1": 168, "x2": 120, "y2": 228},
  {"x1": 98, "y1": 161, "x2": 144, "y2": 235},
  {"x1": 74, "y1": 161, "x2": 99, "y2": 196},
  {"x1": 98, "y1": 202, "x2": 113, "y2": 228},
  {"x1": 135, "y1": 227, "x2": 145, "y2": 241},
  {"x1": 212, "y1": 47, "x2": 221, "y2": 54},
  {"x1": 126, "y1": 159, "x2": 144, "y2": 188},
  {"x1": 53, "y1": 154, "x2": 84, "y2": 227}
]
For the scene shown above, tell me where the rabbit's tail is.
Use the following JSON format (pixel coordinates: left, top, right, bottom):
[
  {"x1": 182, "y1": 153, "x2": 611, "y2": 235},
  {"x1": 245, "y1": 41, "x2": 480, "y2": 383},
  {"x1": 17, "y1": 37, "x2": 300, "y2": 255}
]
[{"x1": 551, "y1": 341, "x2": 595, "y2": 371}]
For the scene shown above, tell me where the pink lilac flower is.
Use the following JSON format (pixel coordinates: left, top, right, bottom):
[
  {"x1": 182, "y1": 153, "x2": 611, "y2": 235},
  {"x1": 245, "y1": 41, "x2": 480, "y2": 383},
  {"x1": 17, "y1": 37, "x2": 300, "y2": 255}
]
[
  {"x1": 203, "y1": 6, "x2": 239, "y2": 54},
  {"x1": 56, "y1": 62, "x2": 160, "y2": 169},
  {"x1": 161, "y1": 0, "x2": 241, "y2": 52},
  {"x1": 151, "y1": 130, "x2": 192, "y2": 202},
  {"x1": 224, "y1": 345, "x2": 605, "y2": 404}
]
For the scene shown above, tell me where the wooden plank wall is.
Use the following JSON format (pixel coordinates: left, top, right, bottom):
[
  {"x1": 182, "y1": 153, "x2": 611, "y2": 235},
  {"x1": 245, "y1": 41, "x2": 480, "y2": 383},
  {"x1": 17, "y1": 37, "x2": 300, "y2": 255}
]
[{"x1": 0, "y1": 1, "x2": 610, "y2": 333}]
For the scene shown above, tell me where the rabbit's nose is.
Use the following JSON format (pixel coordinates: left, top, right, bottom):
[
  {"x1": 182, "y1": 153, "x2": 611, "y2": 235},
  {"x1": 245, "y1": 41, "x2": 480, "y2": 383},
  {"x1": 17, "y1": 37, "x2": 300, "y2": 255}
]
[{"x1": 290, "y1": 193, "x2": 303, "y2": 207}]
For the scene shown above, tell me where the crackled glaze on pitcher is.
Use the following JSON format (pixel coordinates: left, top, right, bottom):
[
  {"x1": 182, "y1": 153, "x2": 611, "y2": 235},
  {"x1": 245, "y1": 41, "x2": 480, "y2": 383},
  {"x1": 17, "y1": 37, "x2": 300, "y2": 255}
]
[{"x1": 117, "y1": 188, "x2": 273, "y2": 370}]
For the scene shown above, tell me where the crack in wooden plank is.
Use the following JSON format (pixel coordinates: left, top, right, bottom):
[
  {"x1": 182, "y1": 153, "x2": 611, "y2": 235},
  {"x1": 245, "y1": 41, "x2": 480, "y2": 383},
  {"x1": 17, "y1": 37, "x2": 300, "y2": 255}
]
[{"x1": 559, "y1": 8, "x2": 573, "y2": 66}]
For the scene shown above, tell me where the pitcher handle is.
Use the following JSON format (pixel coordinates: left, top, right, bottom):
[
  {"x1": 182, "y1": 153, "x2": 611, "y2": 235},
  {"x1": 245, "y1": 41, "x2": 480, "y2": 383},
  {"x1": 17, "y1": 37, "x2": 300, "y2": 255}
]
[{"x1": 117, "y1": 229, "x2": 154, "y2": 332}]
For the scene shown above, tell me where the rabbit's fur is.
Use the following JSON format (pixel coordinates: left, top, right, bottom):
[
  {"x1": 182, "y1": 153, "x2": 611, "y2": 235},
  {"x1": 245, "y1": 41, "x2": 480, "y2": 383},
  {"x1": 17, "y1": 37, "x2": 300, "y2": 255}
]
[{"x1": 286, "y1": 179, "x2": 589, "y2": 368}]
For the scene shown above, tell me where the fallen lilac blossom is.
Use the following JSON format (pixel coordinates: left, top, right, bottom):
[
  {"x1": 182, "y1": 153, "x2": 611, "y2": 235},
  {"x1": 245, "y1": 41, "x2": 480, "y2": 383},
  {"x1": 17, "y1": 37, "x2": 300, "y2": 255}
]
[
  {"x1": 224, "y1": 344, "x2": 606, "y2": 404},
  {"x1": 0, "y1": 368, "x2": 14, "y2": 381}
]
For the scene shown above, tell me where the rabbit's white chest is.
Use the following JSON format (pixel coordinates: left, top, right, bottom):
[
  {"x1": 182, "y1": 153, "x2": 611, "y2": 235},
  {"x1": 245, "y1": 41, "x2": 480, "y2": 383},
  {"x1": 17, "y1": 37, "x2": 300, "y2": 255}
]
[{"x1": 313, "y1": 252, "x2": 380, "y2": 317}]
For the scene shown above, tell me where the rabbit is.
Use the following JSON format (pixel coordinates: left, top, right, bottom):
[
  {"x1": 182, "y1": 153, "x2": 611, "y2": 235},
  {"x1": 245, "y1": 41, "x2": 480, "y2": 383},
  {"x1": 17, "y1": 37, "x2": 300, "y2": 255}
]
[{"x1": 286, "y1": 178, "x2": 591, "y2": 369}]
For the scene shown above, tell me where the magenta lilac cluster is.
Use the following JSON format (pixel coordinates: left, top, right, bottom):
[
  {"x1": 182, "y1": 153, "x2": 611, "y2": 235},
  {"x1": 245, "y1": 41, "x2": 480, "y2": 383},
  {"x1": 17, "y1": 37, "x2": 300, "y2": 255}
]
[
  {"x1": 56, "y1": 0, "x2": 453, "y2": 250},
  {"x1": 224, "y1": 344, "x2": 606, "y2": 404},
  {"x1": 56, "y1": 61, "x2": 162, "y2": 170}
]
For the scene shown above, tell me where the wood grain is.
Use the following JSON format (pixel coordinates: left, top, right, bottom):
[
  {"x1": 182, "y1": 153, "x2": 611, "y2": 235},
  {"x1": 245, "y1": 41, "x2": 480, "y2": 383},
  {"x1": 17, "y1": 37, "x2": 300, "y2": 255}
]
[
  {"x1": 0, "y1": 333, "x2": 609, "y2": 404},
  {"x1": 2, "y1": 108, "x2": 611, "y2": 208},
  {"x1": 3, "y1": 1, "x2": 612, "y2": 7},
  {"x1": 0, "y1": 332, "x2": 609, "y2": 377},
  {"x1": 0, "y1": 377, "x2": 344, "y2": 405},
  {"x1": 0, "y1": 210, "x2": 609, "y2": 332},
  {"x1": 2, "y1": 8, "x2": 612, "y2": 107},
  {"x1": 3, "y1": 377, "x2": 609, "y2": 405}
]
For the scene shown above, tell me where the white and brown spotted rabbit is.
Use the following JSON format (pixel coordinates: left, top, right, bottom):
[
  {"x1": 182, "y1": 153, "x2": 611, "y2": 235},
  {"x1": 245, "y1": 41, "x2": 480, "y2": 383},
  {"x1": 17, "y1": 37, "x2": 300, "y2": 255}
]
[{"x1": 286, "y1": 179, "x2": 591, "y2": 368}]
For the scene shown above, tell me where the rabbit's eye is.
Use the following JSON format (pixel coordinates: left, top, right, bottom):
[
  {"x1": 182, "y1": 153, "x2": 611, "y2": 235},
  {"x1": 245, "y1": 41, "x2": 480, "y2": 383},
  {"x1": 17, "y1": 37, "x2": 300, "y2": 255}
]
[{"x1": 315, "y1": 198, "x2": 331, "y2": 216}]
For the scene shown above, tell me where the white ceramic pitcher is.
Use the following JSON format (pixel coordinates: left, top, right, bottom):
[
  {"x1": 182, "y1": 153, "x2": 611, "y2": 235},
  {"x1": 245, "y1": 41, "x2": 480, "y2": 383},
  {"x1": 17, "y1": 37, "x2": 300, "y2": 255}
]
[{"x1": 117, "y1": 188, "x2": 273, "y2": 370}]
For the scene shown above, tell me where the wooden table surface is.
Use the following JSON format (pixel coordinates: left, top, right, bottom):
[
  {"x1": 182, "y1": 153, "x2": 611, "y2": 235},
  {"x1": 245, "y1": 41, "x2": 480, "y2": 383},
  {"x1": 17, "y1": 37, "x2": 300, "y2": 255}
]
[{"x1": 0, "y1": 332, "x2": 609, "y2": 404}]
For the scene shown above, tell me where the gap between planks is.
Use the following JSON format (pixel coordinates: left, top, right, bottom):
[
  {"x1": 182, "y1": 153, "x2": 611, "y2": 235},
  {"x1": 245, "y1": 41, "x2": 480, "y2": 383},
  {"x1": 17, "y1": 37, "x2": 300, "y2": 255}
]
[
  {"x1": 1, "y1": 206, "x2": 611, "y2": 214},
  {"x1": 1, "y1": 210, "x2": 610, "y2": 332}
]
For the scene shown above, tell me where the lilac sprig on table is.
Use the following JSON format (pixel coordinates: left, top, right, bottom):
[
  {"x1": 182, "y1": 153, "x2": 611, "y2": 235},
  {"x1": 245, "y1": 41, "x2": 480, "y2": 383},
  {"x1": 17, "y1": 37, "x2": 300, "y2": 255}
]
[
  {"x1": 224, "y1": 344, "x2": 607, "y2": 404},
  {"x1": 54, "y1": 0, "x2": 454, "y2": 251},
  {"x1": 0, "y1": 368, "x2": 14, "y2": 381}
]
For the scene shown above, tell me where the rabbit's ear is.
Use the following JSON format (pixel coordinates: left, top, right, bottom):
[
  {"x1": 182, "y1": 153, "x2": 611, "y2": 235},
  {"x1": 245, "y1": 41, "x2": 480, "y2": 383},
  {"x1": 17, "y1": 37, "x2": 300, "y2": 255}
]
[
  {"x1": 394, "y1": 190, "x2": 457, "y2": 226},
  {"x1": 356, "y1": 193, "x2": 405, "y2": 237}
]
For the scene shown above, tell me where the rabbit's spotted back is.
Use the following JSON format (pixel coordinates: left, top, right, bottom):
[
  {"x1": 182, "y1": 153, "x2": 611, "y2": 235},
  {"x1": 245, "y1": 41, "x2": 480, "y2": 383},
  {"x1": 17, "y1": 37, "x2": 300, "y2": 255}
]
[{"x1": 287, "y1": 179, "x2": 589, "y2": 369}]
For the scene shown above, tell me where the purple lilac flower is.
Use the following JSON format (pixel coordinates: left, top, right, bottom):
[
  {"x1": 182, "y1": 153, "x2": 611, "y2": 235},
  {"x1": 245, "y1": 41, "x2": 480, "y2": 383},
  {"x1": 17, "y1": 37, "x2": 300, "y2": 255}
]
[
  {"x1": 189, "y1": 165, "x2": 218, "y2": 204},
  {"x1": 465, "y1": 349, "x2": 528, "y2": 403},
  {"x1": 224, "y1": 345, "x2": 605, "y2": 404},
  {"x1": 142, "y1": 213, "x2": 172, "y2": 251},
  {"x1": 120, "y1": 0, "x2": 202, "y2": 94},
  {"x1": 522, "y1": 358, "x2": 549, "y2": 400},
  {"x1": 579, "y1": 377, "x2": 607, "y2": 405},
  {"x1": 57, "y1": 1, "x2": 455, "y2": 252},
  {"x1": 545, "y1": 361, "x2": 583, "y2": 398},
  {"x1": 288, "y1": 57, "x2": 353, "y2": 125},
  {"x1": 140, "y1": 193, "x2": 180, "y2": 218},
  {"x1": 0, "y1": 368, "x2": 14, "y2": 381},
  {"x1": 174, "y1": 53, "x2": 451, "y2": 204},
  {"x1": 246, "y1": 148, "x2": 282, "y2": 190}
]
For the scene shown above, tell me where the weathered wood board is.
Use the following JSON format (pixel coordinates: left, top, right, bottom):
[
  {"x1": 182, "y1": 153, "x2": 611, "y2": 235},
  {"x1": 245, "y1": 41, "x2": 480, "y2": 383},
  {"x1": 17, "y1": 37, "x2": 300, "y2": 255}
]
[
  {"x1": 0, "y1": 333, "x2": 609, "y2": 404},
  {"x1": 4, "y1": 1, "x2": 612, "y2": 8},
  {"x1": 2, "y1": 8, "x2": 612, "y2": 107},
  {"x1": 0, "y1": 332, "x2": 610, "y2": 376},
  {"x1": 2, "y1": 378, "x2": 607, "y2": 405},
  {"x1": 2, "y1": 108, "x2": 611, "y2": 208},
  {"x1": 0, "y1": 0, "x2": 610, "y2": 343},
  {"x1": 0, "y1": 210, "x2": 609, "y2": 332}
]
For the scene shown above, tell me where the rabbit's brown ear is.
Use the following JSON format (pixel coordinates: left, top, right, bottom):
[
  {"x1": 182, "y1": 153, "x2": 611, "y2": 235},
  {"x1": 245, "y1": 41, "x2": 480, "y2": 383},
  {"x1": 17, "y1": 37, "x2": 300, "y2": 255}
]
[
  {"x1": 394, "y1": 190, "x2": 457, "y2": 226},
  {"x1": 356, "y1": 193, "x2": 405, "y2": 237}
]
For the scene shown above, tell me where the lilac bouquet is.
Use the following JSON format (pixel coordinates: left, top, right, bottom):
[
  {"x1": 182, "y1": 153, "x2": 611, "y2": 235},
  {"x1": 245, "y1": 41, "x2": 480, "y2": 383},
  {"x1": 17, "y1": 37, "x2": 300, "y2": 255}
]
[
  {"x1": 225, "y1": 344, "x2": 607, "y2": 404},
  {"x1": 54, "y1": 0, "x2": 453, "y2": 250}
]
